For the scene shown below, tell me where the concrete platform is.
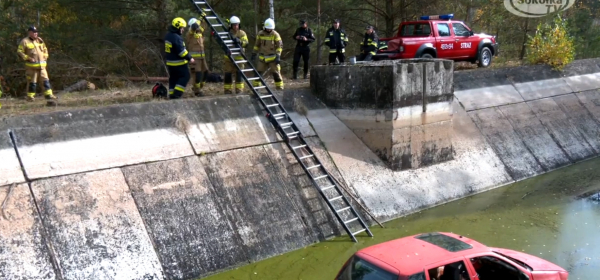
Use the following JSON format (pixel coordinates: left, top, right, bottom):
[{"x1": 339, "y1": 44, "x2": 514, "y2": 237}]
[
  {"x1": 0, "y1": 183, "x2": 56, "y2": 280},
  {"x1": 454, "y1": 85, "x2": 524, "y2": 111},
  {"x1": 514, "y1": 78, "x2": 573, "y2": 101},
  {"x1": 554, "y1": 94, "x2": 600, "y2": 153},
  {"x1": 304, "y1": 100, "x2": 511, "y2": 222},
  {"x1": 200, "y1": 146, "x2": 316, "y2": 262},
  {"x1": 528, "y1": 98, "x2": 597, "y2": 161},
  {"x1": 31, "y1": 169, "x2": 164, "y2": 279},
  {"x1": 0, "y1": 132, "x2": 25, "y2": 185},
  {"x1": 498, "y1": 103, "x2": 571, "y2": 171},
  {"x1": 184, "y1": 96, "x2": 280, "y2": 154},
  {"x1": 564, "y1": 72, "x2": 600, "y2": 92},
  {"x1": 122, "y1": 156, "x2": 245, "y2": 280},
  {"x1": 9, "y1": 102, "x2": 197, "y2": 180},
  {"x1": 469, "y1": 107, "x2": 544, "y2": 180},
  {"x1": 576, "y1": 90, "x2": 600, "y2": 122}
]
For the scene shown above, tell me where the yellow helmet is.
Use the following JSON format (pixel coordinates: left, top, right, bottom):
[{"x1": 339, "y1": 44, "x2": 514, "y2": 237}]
[{"x1": 172, "y1": 17, "x2": 187, "y2": 29}]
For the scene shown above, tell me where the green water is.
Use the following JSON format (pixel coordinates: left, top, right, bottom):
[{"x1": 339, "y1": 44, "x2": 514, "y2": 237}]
[{"x1": 204, "y1": 157, "x2": 600, "y2": 280}]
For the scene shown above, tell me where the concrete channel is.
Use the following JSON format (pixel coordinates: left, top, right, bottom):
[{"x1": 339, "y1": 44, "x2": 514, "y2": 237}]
[{"x1": 1, "y1": 58, "x2": 600, "y2": 279}]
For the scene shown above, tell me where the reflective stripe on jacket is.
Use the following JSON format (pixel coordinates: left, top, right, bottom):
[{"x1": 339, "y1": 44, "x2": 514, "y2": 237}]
[
  {"x1": 253, "y1": 30, "x2": 282, "y2": 62},
  {"x1": 360, "y1": 31, "x2": 379, "y2": 55},
  {"x1": 18, "y1": 37, "x2": 49, "y2": 69},
  {"x1": 164, "y1": 29, "x2": 193, "y2": 66}
]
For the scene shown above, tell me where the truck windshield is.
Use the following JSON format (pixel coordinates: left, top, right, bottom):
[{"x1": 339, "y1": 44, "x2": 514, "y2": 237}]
[
  {"x1": 337, "y1": 256, "x2": 398, "y2": 280},
  {"x1": 400, "y1": 23, "x2": 431, "y2": 36}
]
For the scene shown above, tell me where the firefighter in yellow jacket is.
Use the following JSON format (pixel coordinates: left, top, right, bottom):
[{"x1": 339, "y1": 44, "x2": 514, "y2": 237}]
[
  {"x1": 251, "y1": 18, "x2": 284, "y2": 90},
  {"x1": 186, "y1": 18, "x2": 209, "y2": 96},
  {"x1": 17, "y1": 26, "x2": 56, "y2": 101},
  {"x1": 223, "y1": 16, "x2": 249, "y2": 94}
]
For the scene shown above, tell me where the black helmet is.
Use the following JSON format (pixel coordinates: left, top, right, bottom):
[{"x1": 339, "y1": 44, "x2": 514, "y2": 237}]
[
  {"x1": 332, "y1": 19, "x2": 340, "y2": 23},
  {"x1": 28, "y1": 26, "x2": 38, "y2": 32}
]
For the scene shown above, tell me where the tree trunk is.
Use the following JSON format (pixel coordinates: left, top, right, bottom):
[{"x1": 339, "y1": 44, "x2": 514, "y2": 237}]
[
  {"x1": 269, "y1": 0, "x2": 274, "y2": 20},
  {"x1": 520, "y1": 18, "x2": 529, "y2": 60},
  {"x1": 385, "y1": 0, "x2": 394, "y2": 37},
  {"x1": 317, "y1": 0, "x2": 322, "y2": 64}
]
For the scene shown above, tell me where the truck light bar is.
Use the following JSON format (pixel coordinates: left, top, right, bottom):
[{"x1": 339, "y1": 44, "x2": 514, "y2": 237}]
[{"x1": 420, "y1": 14, "x2": 454, "y2": 20}]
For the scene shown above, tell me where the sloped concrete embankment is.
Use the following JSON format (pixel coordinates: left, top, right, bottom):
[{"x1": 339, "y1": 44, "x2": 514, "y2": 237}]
[
  {"x1": 295, "y1": 58, "x2": 600, "y2": 223},
  {"x1": 0, "y1": 96, "x2": 351, "y2": 280}
]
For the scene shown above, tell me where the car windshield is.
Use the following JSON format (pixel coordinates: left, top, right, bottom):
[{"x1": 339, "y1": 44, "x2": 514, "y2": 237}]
[
  {"x1": 414, "y1": 232, "x2": 473, "y2": 252},
  {"x1": 399, "y1": 23, "x2": 431, "y2": 36},
  {"x1": 337, "y1": 256, "x2": 398, "y2": 280}
]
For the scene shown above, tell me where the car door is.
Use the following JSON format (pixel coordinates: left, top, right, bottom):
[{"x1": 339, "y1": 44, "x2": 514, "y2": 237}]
[
  {"x1": 424, "y1": 257, "x2": 474, "y2": 280},
  {"x1": 434, "y1": 22, "x2": 456, "y2": 58},
  {"x1": 464, "y1": 253, "x2": 533, "y2": 280},
  {"x1": 451, "y1": 22, "x2": 478, "y2": 59}
]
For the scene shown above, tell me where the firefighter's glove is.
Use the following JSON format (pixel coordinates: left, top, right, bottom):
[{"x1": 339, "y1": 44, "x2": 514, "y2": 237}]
[
  {"x1": 233, "y1": 37, "x2": 241, "y2": 46},
  {"x1": 275, "y1": 54, "x2": 281, "y2": 64}
]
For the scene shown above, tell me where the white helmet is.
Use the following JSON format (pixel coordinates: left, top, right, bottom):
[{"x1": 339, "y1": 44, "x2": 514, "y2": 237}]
[
  {"x1": 188, "y1": 18, "x2": 198, "y2": 27},
  {"x1": 230, "y1": 16, "x2": 240, "y2": 24},
  {"x1": 264, "y1": 18, "x2": 275, "y2": 29}
]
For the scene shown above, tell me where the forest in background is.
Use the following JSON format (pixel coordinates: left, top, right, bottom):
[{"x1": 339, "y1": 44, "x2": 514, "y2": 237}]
[{"x1": 1, "y1": 0, "x2": 600, "y2": 96}]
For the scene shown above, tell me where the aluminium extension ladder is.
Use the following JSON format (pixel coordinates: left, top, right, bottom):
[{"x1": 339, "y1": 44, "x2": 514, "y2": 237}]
[{"x1": 188, "y1": 0, "x2": 372, "y2": 242}]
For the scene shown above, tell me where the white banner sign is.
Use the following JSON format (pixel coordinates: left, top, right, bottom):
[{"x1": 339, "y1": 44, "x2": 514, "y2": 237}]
[{"x1": 504, "y1": 0, "x2": 576, "y2": 18}]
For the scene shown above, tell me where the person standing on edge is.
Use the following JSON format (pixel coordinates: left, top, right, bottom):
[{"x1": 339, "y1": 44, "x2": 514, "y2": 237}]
[
  {"x1": 223, "y1": 15, "x2": 249, "y2": 94},
  {"x1": 251, "y1": 18, "x2": 284, "y2": 90},
  {"x1": 186, "y1": 18, "x2": 209, "y2": 97},
  {"x1": 292, "y1": 20, "x2": 315, "y2": 79},
  {"x1": 17, "y1": 26, "x2": 56, "y2": 101},
  {"x1": 358, "y1": 25, "x2": 379, "y2": 62},
  {"x1": 164, "y1": 17, "x2": 194, "y2": 99},
  {"x1": 324, "y1": 19, "x2": 348, "y2": 65}
]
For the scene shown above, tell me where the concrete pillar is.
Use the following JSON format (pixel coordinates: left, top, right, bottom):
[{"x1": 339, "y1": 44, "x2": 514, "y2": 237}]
[{"x1": 310, "y1": 59, "x2": 454, "y2": 170}]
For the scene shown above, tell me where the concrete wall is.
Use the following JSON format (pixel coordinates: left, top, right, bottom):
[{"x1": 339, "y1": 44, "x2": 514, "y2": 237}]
[
  {"x1": 1, "y1": 58, "x2": 600, "y2": 279},
  {"x1": 310, "y1": 59, "x2": 455, "y2": 170},
  {"x1": 0, "y1": 96, "x2": 346, "y2": 280}
]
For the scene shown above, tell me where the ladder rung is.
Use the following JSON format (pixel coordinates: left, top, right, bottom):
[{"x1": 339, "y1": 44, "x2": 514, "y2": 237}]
[
  {"x1": 344, "y1": 218, "x2": 358, "y2": 224},
  {"x1": 203, "y1": 8, "x2": 212, "y2": 12},
  {"x1": 206, "y1": 16, "x2": 217, "y2": 19},
  {"x1": 224, "y1": 40, "x2": 233, "y2": 43},
  {"x1": 254, "y1": 86, "x2": 266, "y2": 90},
  {"x1": 218, "y1": 32, "x2": 228, "y2": 35},
  {"x1": 299, "y1": 154, "x2": 314, "y2": 160},
  {"x1": 195, "y1": 1, "x2": 206, "y2": 4},
  {"x1": 260, "y1": 95, "x2": 273, "y2": 99},
  {"x1": 321, "y1": 185, "x2": 335, "y2": 191},
  {"x1": 306, "y1": 164, "x2": 321, "y2": 170},
  {"x1": 231, "y1": 52, "x2": 241, "y2": 56},
  {"x1": 266, "y1": 104, "x2": 279, "y2": 108},
  {"x1": 230, "y1": 48, "x2": 241, "y2": 51},
  {"x1": 352, "y1": 228, "x2": 367, "y2": 236},
  {"x1": 280, "y1": 122, "x2": 293, "y2": 127},
  {"x1": 337, "y1": 207, "x2": 351, "y2": 213},
  {"x1": 242, "y1": 69, "x2": 253, "y2": 72},
  {"x1": 273, "y1": 113, "x2": 286, "y2": 117},
  {"x1": 293, "y1": 145, "x2": 307, "y2": 150},
  {"x1": 313, "y1": 175, "x2": 328, "y2": 180},
  {"x1": 329, "y1": 195, "x2": 343, "y2": 202},
  {"x1": 248, "y1": 77, "x2": 260, "y2": 81},
  {"x1": 235, "y1": 60, "x2": 248, "y2": 64},
  {"x1": 212, "y1": 24, "x2": 223, "y2": 27},
  {"x1": 287, "y1": 131, "x2": 300, "y2": 136}
]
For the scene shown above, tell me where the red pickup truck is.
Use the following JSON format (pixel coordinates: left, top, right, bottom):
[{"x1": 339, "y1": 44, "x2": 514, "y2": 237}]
[{"x1": 374, "y1": 14, "x2": 499, "y2": 67}]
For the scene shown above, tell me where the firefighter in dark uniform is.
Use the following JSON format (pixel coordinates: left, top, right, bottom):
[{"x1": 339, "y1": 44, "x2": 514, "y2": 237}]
[
  {"x1": 163, "y1": 17, "x2": 194, "y2": 99},
  {"x1": 358, "y1": 25, "x2": 379, "y2": 62},
  {"x1": 324, "y1": 19, "x2": 348, "y2": 65},
  {"x1": 292, "y1": 20, "x2": 315, "y2": 79}
]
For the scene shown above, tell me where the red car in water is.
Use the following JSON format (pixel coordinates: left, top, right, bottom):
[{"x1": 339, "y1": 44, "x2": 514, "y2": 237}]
[{"x1": 335, "y1": 232, "x2": 568, "y2": 280}]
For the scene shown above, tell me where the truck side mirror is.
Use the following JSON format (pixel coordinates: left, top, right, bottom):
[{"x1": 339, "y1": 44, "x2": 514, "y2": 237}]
[{"x1": 469, "y1": 31, "x2": 474, "y2": 36}]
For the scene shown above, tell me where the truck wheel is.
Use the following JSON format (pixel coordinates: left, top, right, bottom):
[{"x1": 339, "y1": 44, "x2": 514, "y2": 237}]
[
  {"x1": 421, "y1": 53, "x2": 434, "y2": 59},
  {"x1": 478, "y1": 47, "x2": 492, "y2": 68}
]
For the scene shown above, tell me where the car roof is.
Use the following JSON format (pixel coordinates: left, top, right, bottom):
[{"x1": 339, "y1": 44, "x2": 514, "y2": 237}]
[{"x1": 356, "y1": 232, "x2": 491, "y2": 277}]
